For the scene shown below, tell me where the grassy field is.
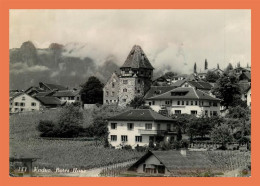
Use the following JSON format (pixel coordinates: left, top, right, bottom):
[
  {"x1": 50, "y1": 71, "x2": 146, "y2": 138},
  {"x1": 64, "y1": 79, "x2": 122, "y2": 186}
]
[{"x1": 10, "y1": 108, "x2": 144, "y2": 170}]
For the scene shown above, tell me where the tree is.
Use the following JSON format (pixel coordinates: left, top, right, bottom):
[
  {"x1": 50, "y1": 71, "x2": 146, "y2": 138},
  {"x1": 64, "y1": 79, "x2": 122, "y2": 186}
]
[
  {"x1": 237, "y1": 62, "x2": 241, "y2": 68},
  {"x1": 225, "y1": 63, "x2": 234, "y2": 73},
  {"x1": 194, "y1": 62, "x2": 197, "y2": 73},
  {"x1": 205, "y1": 59, "x2": 208, "y2": 70},
  {"x1": 212, "y1": 73, "x2": 241, "y2": 108},
  {"x1": 80, "y1": 76, "x2": 104, "y2": 104},
  {"x1": 56, "y1": 104, "x2": 84, "y2": 137},
  {"x1": 129, "y1": 96, "x2": 145, "y2": 108},
  {"x1": 217, "y1": 63, "x2": 220, "y2": 69},
  {"x1": 205, "y1": 71, "x2": 220, "y2": 83},
  {"x1": 211, "y1": 124, "x2": 233, "y2": 149},
  {"x1": 172, "y1": 114, "x2": 196, "y2": 134},
  {"x1": 177, "y1": 127, "x2": 182, "y2": 141}
]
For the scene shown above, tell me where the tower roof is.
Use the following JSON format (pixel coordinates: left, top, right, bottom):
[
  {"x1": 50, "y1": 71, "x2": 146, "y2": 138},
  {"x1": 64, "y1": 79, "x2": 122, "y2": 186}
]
[{"x1": 120, "y1": 45, "x2": 154, "y2": 70}]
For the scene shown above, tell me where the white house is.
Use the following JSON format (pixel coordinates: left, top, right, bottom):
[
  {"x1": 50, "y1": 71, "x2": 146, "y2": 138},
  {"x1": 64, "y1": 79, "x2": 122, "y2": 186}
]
[
  {"x1": 107, "y1": 109, "x2": 176, "y2": 149},
  {"x1": 145, "y1": 87, "x2": 221, "y2": 117},
  {"x1": 52, "y1": 90, "x2": 81, "y2": 104},
  {"x1": 9, "y1": 92, "x2": 41, "y2": 113}
]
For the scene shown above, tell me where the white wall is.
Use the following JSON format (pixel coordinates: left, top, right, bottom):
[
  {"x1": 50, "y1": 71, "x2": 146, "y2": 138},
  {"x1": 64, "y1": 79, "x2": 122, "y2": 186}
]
[
  {"x1": 108, "y1": 120, "x2": 174, "y2": 148},
  {"x1": 247, "y1": 88, "x2": 251, "y2": 107},
  {"x1": 146, "y1": 99, "x2": 220, "y2": 117},
  {"x1": 10, "y1": 93, "x2": 40, "y2": 113}
]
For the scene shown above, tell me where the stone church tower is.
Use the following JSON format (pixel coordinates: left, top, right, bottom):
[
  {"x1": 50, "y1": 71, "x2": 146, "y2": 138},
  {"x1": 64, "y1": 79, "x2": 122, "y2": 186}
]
[{"x1": 118, "y1": 45, "x2": 154, "y2": 107}]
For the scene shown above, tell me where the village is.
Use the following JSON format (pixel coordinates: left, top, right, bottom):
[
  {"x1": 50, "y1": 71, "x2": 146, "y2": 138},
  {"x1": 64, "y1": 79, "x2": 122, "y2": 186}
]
[{"x1": 9, "y1": 44, "x2": 251, "y2": 177}]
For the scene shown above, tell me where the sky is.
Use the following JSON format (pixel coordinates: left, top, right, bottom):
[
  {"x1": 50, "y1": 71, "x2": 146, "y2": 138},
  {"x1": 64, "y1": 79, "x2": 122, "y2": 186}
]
[{"x1": 9, "y1": 9, "x2": 251, "y2": 73}]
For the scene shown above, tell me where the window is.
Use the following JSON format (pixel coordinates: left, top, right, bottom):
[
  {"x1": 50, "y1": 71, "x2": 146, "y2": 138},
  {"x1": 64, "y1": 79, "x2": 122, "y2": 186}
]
[
  {"x1": 15, "y1": 102, "x2": 18, "y2": 106},
  {"x1": 191, "y1": 110, "x2": 197, "y2": 115},
  {"x1": 152, "y1": 101, "x2": 155, "y2": 105},
  {"x1": 123, "y1": 99, "x2": 126, "y2": 102},
  {"x1": 157, "y1": 124, "x2": 161, "y2": 130},
  {"x1": 31, "y1": 102, "x2": 36, "y2": 106},
  {"x1": 182, "y1": 101, "x2": 184, "y2": 105},
  {"x1": 127, "y1": 123, "x2": 134, "y2": 130},
  {"x1": 195, "y1": 101, "x2": 198, "y2": 105},
  {"x1": 111, "y1": 123, "x2": 117, "y2": 129},
  {"x1": 15, "y1": 108, "x2": 19, "y2": 112},
  {"x1": 137, "y1": 90, "x2": 141, "y2": 93},
  {"x1": 123, "y1": 88, "x2": 127, "y2": 92},
  {"x1": 149, "y1": 102, "x2": 152, "y2": 106},
  {"x1": 145, "y1": 123, "x2": 152, "y2": 130},
  {"x1": 191, "y1": 101, "x2": 193, "y2": 105},
  {"x1": 112, "y1": 82, "x2": 115, "y2": 88},
  {"x1": 70, "y1": 97, "x2": 74, "y2": 100},
  {"x1": 175, "y1": 110, "x2": 181, "y2": 114},
  {"x1": 186, "y1": 101, "x2": 189, "y2": 105},
  {"x1": 135, "y1": 136, "x2": 142, "y2": 142},
  {"x1": 177, "y1": 101, "x2": 180, "y2": 105},
  {"x1": 106, "y1": 100, "x2": 109, "y2": 103},
  {"x1": 77, "y1": 97, "x2": 80, "y2": 101},
  {"x1": 138, "y1": 79, "x2": 141, "y2": 84},
  {"x1": 121, "y1": 135, "x2": 128, "y2": 142},
  {"x1": 106, "y1": 91, "x2": 109, "y2": 96},
  {"x1": 22, "y1": 96, "x2": 25, "y2": 101},
  {"x1": 201, "y1": 101, "x2": 204, "y2": 106},
  {"x1": 167, "y1": 124, "x2": 171, "y2": 131},
  {"x1": 205, "y1": 110, "x2": 208, "y2": 116},
  {"x1": 31, "y1": 109, "x2": 35, "y2": 111},
  {"x1": 20, "y1": 102, "x2": 25, "y2": 107},
  {"x1": 111, "y1": 92, "x2": 115, "y2": 97},
  {"x1": 165, "y1": 100, "x2": 170, "y2": 105},
  {"x1": 213, "y1": 111, "x2": 218, "y2": 116},
  {"x1": 20, "y1": 108, "x2": 24, "y2": 112},
  {"x1": 123, "y1": 80, "x2": 128, "y2": 84},
  {"x1": 213, "y1": 102, "x2": 218, "y2": 107},
  {"x1": 209, "y1": 102, "x2": 212, "y2": 106},
  {"x1": 111, "y1": 135, "x2": 117, "y2": 141},
  {"x1": 210, "y1": 111, "x2": 213, "y2": 116},
  {"x1": 110, "y1": 100, "x2": 112, "y2": 103}
]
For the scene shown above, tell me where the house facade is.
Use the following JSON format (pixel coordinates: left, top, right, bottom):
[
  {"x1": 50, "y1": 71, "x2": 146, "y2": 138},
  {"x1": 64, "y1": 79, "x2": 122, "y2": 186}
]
[
  {"x1": 107, "y1": 109, "x2": 176, "y2": 148},
  {"x1": 103, "y1": 72, "x2": 120, "y2": 105},
  {"x1": 145, "y1": 87, "x2": 221, "y2": 117},
  {"x1": 9, "y1": 93, "x2": 41, "y2": 113},
  {"x1": 52, "y1": 90, "x2": 81, "y2": 104}
]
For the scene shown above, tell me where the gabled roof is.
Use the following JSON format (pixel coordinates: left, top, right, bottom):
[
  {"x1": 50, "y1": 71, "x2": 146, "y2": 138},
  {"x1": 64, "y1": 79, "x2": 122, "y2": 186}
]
[
  {"x1": 39, "y1": 82, "x2": 68, "y2": 91},
  {"x1": 240, "y1": 71, "x2": 251, "y2": 80},
  {"x1": 128, "y1": 150, "x2": 213, "y2": 172},
  {"x1": 144, "y1": 86, "x2": 176, "y2": 99},
  {"x1": 146, "y1": 87, "x2": 220, "y2": 101},
  {"x1": 35, "y1": 96, "x2": 62, "y2": 105},
  {"x1": 35, "y1": 91, "x2": 54, "y2": 97},
  {"x1": 9, "y1": 92, "x2": 24, "y2": 100},
  {"x1": 120, "y1": 45, "x2": 154, "y2": 70},
  {"x1": 187, "y1": 81, "x2": 213, "y2": 90},
  {"x1": 52, "y1": 90, "x2": 80, "y2": 97},
  {"x1": 107, "y1": 109, "x2": 174, "y2": 122},
  {"x1": 10, "y1": 140, "x2": 39, "y2": 160}
]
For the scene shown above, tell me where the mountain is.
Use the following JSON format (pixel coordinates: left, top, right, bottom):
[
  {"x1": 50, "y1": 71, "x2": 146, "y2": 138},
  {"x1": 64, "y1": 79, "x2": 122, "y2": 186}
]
[{"x1": 9, "y1": 41, "x2": 120, "y2": 90}]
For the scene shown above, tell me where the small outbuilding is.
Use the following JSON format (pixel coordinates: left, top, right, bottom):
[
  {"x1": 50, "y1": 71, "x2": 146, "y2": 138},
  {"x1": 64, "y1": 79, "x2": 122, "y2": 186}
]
[{"x1": 128, "y1": 150, "x2": 214, "y2": 176}]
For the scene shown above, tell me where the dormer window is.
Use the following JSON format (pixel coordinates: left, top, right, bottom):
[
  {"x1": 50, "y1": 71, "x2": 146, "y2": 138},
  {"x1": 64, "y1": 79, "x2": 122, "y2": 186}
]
[{"x1": 171, "y1": 91, "x2": 188, "y2": 96}]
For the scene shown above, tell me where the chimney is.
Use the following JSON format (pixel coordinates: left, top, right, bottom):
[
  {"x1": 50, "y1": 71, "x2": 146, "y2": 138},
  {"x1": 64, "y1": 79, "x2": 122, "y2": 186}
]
[{"x1": 180, "y1": 149, "x2": 187, "y2": 157}]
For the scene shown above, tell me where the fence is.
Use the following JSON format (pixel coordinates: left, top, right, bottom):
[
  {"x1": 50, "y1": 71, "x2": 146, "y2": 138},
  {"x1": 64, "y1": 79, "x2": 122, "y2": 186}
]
[{"x1": 99, "y1": 159, "x2": 137, "y2": 177}]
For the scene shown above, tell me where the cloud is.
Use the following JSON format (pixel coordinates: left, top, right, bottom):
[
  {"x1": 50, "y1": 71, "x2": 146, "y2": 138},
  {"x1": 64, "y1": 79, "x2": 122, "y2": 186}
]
[
  {"x1": 10, "y1": 63, "x2": 49, "y2": 74},
  {"x1": 9, "y1": 9, "x2": 251, "y2": 73}
]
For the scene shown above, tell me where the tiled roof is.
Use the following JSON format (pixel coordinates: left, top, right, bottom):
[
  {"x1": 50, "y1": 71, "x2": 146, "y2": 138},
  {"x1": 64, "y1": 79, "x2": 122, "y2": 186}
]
[
  {"x1": 35, "y1": 91, "x2": 54, "y2": 97},
  {"x1": 9, "y1": 92, "x2": 24, "y2": 100},
  {"x1": 10, "y1": 140, "x2": 39, "y2": 160},
  {"x1": 187, "y1": 81, "x2": 213, "y2": 90},
  {"x1": 40, "y1": 82, "x2": 68, "y2": 91},
  {"x1": 52, "y1": 90, "x2": 79, "y2": 97},
  {"x1": 120, "y1": 45, "x2": 154, "y2": 70},
  {"x1": 144, "y1": 86, "x2": 176, "y2": 99},
  {"x1": 107, "y1": 109, "x2": 174, "y2": 122},
  {"x1": 35, "y1": 96, "x2": 62, "y2": 105},
  {"x1": 146, "y1": 87, "x2": 220, "y2": 101}
]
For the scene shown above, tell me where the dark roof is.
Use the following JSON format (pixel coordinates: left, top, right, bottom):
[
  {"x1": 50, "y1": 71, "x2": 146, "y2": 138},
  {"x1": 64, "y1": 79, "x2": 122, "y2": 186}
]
[
  {"x1": 52, "y1": 90, "x2": 79, "y2": 97},
  {"x1": 146, "y1": 87, "x2": 220, "y2": 101},
  {"x1": 40, "y1": 82, "x2": 68, "y2": 91},
  {"x1": 107, "y1": 109, "x2": 174, "y2": 122},
  {"x1": 9, "y1": 92, "x2": 24, "y2": 100},
  {"x1": 144, "y1": 86, "x2": 176, "y2": 99},
  {"x1": 187, "y1": 81, "x2": 213, "y2": 90},
  {"x1": 35, "y1": 91, "x2": 54, "y2": 97},
  {"x1": 171, "y1": 79, "x2": 186, "y2": 87},
  {"x1": 10, "y1": 141, "x2": 39, "y2": 160},
  {"x1": 240, "y1": 72, "x2": 251, "y2": 80},
  {"x1": 238, "y1": 82, "x2": 251, "y2": 93},
  {"x1": 35, "y1": 96, "x2": 62, "y2": 105},
  {"x1": 120, "y1": 45, "x2": 154, "y2": 70},
  {"x1": 129, "y1": 150, "x2": 213, "y2": 172}
]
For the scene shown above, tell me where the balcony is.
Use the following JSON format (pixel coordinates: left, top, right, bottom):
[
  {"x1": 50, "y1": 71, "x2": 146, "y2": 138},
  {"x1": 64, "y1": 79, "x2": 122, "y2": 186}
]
[{"x1": 138, "y1": 129, "x2": 167, "y2": 135}]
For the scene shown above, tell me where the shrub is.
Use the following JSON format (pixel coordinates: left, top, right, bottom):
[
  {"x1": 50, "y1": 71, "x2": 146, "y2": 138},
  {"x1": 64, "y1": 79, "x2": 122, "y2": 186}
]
[
  {"x1": 37, "y1": 120, "x2": 56, "y2": 137},
  {"x1": 180, "y1": 139, "x2": 189, "y2": 149},
  {"x1": 122, "y1": 145, "x2": 132, "y2": 150}
]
